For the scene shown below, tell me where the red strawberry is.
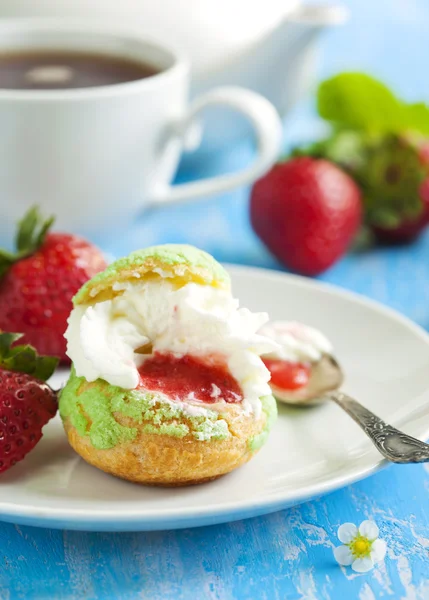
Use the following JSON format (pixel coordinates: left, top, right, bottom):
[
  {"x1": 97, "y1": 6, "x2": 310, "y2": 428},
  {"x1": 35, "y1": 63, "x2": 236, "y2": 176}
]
[
  {"x1": 0, "y1": 332, "x2": 58, "y2": 474},
  {"x1": 250, "y1": 157, "x2": 362, "y2": 276},
  {"x1": 0, "y1": 207, "x2": 107, "y2": 362}
]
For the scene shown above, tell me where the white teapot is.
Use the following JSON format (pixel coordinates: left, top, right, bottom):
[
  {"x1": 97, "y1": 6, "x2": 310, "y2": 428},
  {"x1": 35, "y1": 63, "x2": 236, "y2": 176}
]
[{"x1": 0, "y1": 0, "x2": 347, "y2": 158}]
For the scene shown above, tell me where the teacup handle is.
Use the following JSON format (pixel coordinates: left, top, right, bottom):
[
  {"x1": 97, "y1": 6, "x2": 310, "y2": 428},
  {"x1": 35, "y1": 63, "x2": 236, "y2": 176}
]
[{"x1": 151, "y1": 86, "x2": 282, "y2": 204}]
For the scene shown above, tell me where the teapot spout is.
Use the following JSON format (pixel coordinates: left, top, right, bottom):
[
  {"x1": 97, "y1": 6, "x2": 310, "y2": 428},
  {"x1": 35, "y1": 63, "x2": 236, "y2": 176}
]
[
  {"x1": 256, "y1": 3, "x2": 349, "y2": 114},
  {"x1": 281, "y1": 3, "x2": 349, "y2": 49},
  {"x1": 189, "y1": 3, "x2": 348, "y2": 156},
  {"x1": 287, "y1": 3, "x2": 349, "y2": 28}
]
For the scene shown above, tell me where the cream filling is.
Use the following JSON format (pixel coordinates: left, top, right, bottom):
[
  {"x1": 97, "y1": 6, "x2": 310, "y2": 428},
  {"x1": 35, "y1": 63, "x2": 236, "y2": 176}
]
[{"x1": 65, "y1": 279, "x2": 279, "y2": 416}]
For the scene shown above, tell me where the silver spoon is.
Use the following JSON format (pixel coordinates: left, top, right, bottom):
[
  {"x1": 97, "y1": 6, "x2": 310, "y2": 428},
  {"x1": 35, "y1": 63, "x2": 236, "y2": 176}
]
[{"x1": 271, "y1": 354, "x2": 429, "y2": 464}]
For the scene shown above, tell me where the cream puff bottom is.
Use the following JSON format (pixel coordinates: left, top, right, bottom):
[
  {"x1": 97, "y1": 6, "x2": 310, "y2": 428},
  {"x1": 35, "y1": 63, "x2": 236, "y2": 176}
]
[{"x1": 61, "y1": 378, "x2": 277, "y2": 486}]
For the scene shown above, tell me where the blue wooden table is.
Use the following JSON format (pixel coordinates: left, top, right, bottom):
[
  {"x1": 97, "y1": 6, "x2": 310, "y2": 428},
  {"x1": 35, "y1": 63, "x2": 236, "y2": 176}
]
[{"x1": 2, "y1": 1, "x2": 429, "y2": 598}]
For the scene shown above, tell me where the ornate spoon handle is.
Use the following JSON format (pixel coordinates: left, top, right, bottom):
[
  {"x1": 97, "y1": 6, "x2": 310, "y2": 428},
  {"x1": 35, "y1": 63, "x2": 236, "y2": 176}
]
[{"x1": 327, "y1": 391, "x2": 429, "y2": 463}]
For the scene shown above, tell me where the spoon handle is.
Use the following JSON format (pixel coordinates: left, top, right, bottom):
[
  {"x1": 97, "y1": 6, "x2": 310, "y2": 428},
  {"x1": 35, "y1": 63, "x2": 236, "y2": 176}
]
[{"x1": 327, "y1": 391, "x2": 429, "y2": 464}]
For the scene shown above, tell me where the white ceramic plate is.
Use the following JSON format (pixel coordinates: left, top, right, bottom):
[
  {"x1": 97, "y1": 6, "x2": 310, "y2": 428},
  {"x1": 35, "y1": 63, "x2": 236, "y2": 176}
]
[{"x1": 1, "y1": 265, "x2": 429, "y2": 531}]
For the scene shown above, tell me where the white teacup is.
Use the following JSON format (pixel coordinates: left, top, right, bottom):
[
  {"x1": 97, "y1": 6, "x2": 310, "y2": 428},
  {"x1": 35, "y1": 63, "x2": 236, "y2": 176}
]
[{"x1": 0, "y1": 19, "x2": 282, "y2": 243}]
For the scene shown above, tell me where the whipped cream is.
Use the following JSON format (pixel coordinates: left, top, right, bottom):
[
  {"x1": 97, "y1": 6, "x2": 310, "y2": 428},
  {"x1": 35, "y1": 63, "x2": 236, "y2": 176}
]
[
  {"x1": 65, "y1": 280, "x2": 279, "y2": 416},
  {"x1": 259, "y1": 321, "x2": 333, "y2": 363}
]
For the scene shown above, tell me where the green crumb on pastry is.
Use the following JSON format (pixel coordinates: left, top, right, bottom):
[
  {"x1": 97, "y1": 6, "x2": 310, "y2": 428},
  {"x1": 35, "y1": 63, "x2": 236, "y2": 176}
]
[
  {"x1": 247, "y1": 395, "x2": 278, "y2": 452},
  {"x1": 193, "y1": 419, "x2": 230, "y2": 441},
  {"x1": 59, "y1": 368, "x2": 138, "y2": 449},
  {"x1": 141, "y1": 423, "x2": 189, "y2": 438},
  {"x1": 73, "y1": 244, "x2": 230, "y2": 305},
  {"x1": 59, "y1": 368, "x2": 233, "y2": 449}
]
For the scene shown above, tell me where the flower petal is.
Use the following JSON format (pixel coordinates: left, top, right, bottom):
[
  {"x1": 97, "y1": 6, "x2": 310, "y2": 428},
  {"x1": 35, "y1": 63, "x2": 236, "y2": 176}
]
[
  {"x1": 370, "y1": 538, "x2": 387, "y2": 563},
  {"x1": 352, "y1": 557, "x2": 374, "y2": 573},
  {"x1": 338, "y1": 522, "x2": 358, "y2": 543},
  {"x1": 334, "y1": 545, "x2": 354, "y2": 566},
  {"x1": 359, "y1": 520, "x2": 379, "y2": 540}
]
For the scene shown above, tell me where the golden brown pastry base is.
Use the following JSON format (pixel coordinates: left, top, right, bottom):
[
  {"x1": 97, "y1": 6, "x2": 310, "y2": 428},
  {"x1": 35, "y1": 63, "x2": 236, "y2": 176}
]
[
  {"x1": 109, "y1": 473, "x2": 223, "y2": 487},
  {"x1": 63, "y1": 403, "x2": 266, "y2": 486}
]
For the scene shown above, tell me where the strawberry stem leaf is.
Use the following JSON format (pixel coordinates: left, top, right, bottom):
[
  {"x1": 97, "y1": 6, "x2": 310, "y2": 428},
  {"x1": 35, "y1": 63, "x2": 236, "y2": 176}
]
[
  {"x1": 0, "y1": 206, "x2": 55, "y2": 279},
  {"x1": 0, "y1": 250, "x2": 17, "y2": 278},
  {"x1": 16, "y1": 206, "x2": 55, "y2": 255},
  {"x1": 0, "y1": 333, "x2": 23, "y2": 357},
  {"x1": 0, "y1": 332, "x2": 58, "y2": 381},
  {"x1": 16, "y1": 206, "x2": 40, "y2": 253},
  {"x1": 34, "y1": 356, "x2": 59, "y2": 382},
  {"x1": 35, "y1": 215, "x2": 55, "y2": 249}
]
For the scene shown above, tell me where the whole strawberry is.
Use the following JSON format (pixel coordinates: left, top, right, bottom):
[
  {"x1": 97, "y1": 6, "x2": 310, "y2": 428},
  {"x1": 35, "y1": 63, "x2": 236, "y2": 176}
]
[
  {"x1": 296, "y1": 132, "x2": 429, "y2": 245},
  {"x1": 0, "y1": 207, "x2": 107, "y2": 362},
  {"x1": 0, "y1": 333, "x2": 58, "y2": 474},
  {"x1": 361, "y1": 134, "x2": 429, "y2": 244},
  {"x1": 250, "y1": 157, "x2": 362, "y2": 275}
]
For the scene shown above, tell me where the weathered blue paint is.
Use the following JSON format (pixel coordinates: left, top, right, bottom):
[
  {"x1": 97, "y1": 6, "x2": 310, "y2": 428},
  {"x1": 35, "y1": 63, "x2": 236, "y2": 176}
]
[
  {"x1": 0, "y1": 465, "x2": 428, "y2": 599},
  {"x1": 1, "y1": 0, "x2": 429, "y2": 597}
]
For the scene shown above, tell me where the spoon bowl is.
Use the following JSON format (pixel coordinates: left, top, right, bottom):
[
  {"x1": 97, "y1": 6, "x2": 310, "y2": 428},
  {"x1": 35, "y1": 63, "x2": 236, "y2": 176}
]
[{"x1": 271, "y1": 354, "x2": 343, "y2": 405}]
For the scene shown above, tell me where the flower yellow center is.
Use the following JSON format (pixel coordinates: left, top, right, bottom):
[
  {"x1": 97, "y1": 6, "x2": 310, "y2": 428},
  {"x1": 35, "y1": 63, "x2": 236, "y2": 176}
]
[{"x1": 350, "y1": 537, "x2": 371, "y2": 558}]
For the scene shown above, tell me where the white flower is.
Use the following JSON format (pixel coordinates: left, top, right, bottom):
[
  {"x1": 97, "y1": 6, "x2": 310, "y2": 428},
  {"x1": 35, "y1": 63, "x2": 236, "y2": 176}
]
[{"x1": 333, "y1": 520, "x2": 387, "y2": 573}]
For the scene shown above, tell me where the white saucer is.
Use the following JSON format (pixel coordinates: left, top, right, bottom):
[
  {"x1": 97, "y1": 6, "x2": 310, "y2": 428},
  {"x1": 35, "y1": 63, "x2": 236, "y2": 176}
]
[{"x1": 1, "y1": 265, "x2": 429, "y2": 531}]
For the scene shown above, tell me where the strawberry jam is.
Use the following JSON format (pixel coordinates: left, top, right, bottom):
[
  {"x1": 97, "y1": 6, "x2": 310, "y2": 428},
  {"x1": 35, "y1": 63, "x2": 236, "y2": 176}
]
[
  {"x1": 138, "y1": 353, "x2": 243, "y2": 403},
  {"x1": 263, "y1": 358, "x2": 311, "y2": 390}
]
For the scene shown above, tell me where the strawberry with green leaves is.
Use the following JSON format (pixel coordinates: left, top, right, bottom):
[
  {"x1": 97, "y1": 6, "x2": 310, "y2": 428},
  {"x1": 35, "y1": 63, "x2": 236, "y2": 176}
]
[
  {"x1": 0, "y1": 207, "x2": 107, "y2": 362},
  {"x1": 0, "y1": 333, "x2": 58, "y2": 474},
  {"x1": 293, "y1": 72, "x2": 429, "y2": 244},
  {"x1": 359, "y1": 134, "x2": 429, "y2": 243}
]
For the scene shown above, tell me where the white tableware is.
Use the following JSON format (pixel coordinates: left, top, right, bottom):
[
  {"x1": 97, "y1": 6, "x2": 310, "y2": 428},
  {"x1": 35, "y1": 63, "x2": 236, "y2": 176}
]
[
  {"x1": 0, "y1": 1, "x2": 348, "y2": 155},
  {"x1": 1, "y1": 265, "x2": 428, "y2": 532},
  {"x1": 0, "y1": 20, "x2": 281, "y2": 244}
]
